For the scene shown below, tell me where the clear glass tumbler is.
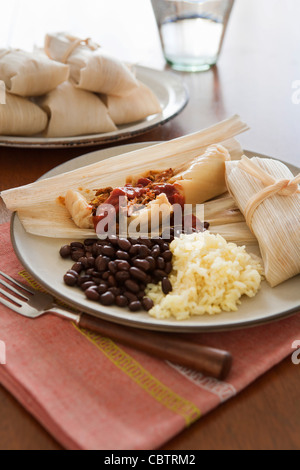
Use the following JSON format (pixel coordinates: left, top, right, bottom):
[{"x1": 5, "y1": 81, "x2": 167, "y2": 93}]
[{"x1": 151, "y1": 0, "x2": 234, "y2": 72}]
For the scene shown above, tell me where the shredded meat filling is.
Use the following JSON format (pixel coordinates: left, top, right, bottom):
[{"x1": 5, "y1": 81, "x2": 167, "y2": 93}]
[{"x1": 91, "y1": 169, "x2": 176, "y2": 215}]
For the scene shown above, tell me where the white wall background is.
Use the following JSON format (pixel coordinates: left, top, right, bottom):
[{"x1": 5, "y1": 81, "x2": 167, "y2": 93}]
[{"x1": 0, "y1": 0, "x2": 164, "y2": 66}]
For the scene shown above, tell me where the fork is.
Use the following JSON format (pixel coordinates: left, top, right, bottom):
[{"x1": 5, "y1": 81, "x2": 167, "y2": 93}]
[{"x1": 0, "y1": 270, "x2": 232, "y2": 380}]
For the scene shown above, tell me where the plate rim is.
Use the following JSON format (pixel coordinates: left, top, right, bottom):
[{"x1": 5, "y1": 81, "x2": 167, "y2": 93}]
[
  {"x1": 0, "y1": 65, "x2": 189, "y2": 149},
  {"x1": 10, "y1": 145, "x2": 300, "y2": 333}
]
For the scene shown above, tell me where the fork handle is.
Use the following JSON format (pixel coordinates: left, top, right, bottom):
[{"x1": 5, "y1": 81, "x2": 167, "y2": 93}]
[{"x1": 78, "y1": 313, "x2": 232, "y2": 380}]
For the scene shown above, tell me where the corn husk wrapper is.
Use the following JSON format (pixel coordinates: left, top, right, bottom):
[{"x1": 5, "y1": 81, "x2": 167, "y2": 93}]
[
  {"x1": 226, "y1": 157, "x2": 300, "y2": 286},
  {"x1": 171, "y1": 144, "x2": 230, "y2": 205},
  {"x1": 101, "y1": 80, "x2": 162, "y2": 125},
  {"x1": 209, "y1": 221, "x2": 256, "y2": 244},
  {"x1": 37, "y1": 82, "x2": 116, "y2": 138},
  {"x1": 0, "y1": 49, "x2": 69, "y2": 97},
  {"x1": 0, "y1": 80, "x2": 5, "y2": 104},
  {"x1": 44, "y1": 33, "x2": 139, "y2": 97},
  {"x1": 0, "y1": 93, "x2": 48, "y2": 136},
  {"x1": 203, "y1": 193, "x2": 245, "y2": 226},
  {"x1": 1, "y1": 115, "x2": 249, "y2": 239}
]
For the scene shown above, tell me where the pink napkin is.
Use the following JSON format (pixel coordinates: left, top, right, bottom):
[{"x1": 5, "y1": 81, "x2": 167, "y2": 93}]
[{"x1": 0, "y1": 221, "x2": 299, "y2": 450}]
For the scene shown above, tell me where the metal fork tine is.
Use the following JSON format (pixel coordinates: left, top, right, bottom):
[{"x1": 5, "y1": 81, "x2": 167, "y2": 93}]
[
  {"x1": 0, "y1": 286, "x2": 26, "y2": 306},
  {"x1": 0, "y1": 279, "x2": 30, "y2": 300},
  {"x1": 0, "y1": 271, "x2": 36, "y2": 295},
  {"x1": 0, "y1": 295, "x2": 21, "y2": 313}
]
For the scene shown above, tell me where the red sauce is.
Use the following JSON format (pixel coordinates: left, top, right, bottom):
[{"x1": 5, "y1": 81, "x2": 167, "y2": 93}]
[{"x1": 93, "y1": 182, "x2": 185, "y2": 230}]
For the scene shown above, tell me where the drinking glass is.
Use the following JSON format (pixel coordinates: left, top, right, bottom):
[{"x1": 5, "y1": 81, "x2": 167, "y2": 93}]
[{"x1": 151, "y1": 0, "x2": 234, "y2": 72}]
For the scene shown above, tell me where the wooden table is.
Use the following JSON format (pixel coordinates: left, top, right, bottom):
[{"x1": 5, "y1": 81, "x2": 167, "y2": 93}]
[{"x1": 0, "y1": 0, "x2": 299, "y2": 450}]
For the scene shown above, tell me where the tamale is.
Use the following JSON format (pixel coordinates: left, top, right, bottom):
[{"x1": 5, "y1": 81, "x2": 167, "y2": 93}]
[
  {"x1": 171, "y1": 145, "x2": 230, "y2": 204},
  {"x1": 37, "y1": 82, "x2": 117, "y2": 137},
  {"x1": 226, "y1": 156, "x2": 300, "y2": 286},
  {"x1": 0, "y1": 49, "x2": 69, "y2": 97},
  {"x1": 101, "y1": 80, "x2": 162, "y2": 125},
  {"x1": 0, "y1": 93, "x2": 48, "y2": 136},
  {"x1": 44, "y1": 33, "x2": 139, "y2": 97},
  {"x1": 1, "y1": 115, "x2": 249, "y2": 239}
]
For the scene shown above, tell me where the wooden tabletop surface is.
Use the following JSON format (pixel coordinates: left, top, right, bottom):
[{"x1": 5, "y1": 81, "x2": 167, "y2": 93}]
[{"x1": 0, "y1": 0, "x2": 299, "y2": 450}]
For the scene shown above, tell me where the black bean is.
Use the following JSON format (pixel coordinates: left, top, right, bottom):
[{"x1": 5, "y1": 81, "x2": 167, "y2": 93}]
[
  {"x1": 129, "y1": 267, "x2": 147, "y2": 283},
  {"x1": 71, "y1": 250, "x2": 85, "y2": 262},
  {"x1": 67, "y1": 269, "x2": 79, "y2": 278},
  {"x1": 87, "y1": 257, "x2": 95, "y2": 268},
  {"x1": 92, "y1": 278, "x2": 101, "y2": 285},
  {"x1": 162, "y1": 242, "x2": 170, "y2": 252},
  {"x1": 124, "y1": 279, "x2": 140, "y2": 294},
  {"x1": 118, "y1": 238, "x2": 131, "y2": 251},
  {"x1": 102, "y1": 245, "x2": 115, "y2": 257},
  {"x1": 78, "y1": 256, "x2": 88, "y2": 269},
  {"x1": 64, "y1": 273, "x2": 77, "y2": 286},
  {"x1": 108, "y1": 235, "x2": 119, "y2": 245},
  {"x1": 60, "y1": 245, "x2": 71, "y2": 258},
  {"x1": 162, "y1": 250, "x2": 173, "y2": 262},
  {"x1": 108, "y1": 275, "x2": 117, "y2": 287},
  {"x1": 138, "y1": 238, "x2": 152, "y2": 248},
  {"x1": 108, "y1": 261, "x2": 117, "y2": 274},
  {"x1": 133, "y1": 259, "x2": 150, "y2": 272},
  {"x1": 95, "y1": 255, "x2": 108, "y2": 272},
  {"x1": 71, "y1": 263, "x2": 83, "y2": 273},
  {"x1": 137, "y1": 291, "x2": 145, "y2": 300},
  {"x1": 165, "y1": 262, "x2": 172, "y2": 275},
  {"x1": 162, "y1": 277, "x2": 173, "y2": 295},
  {"x1": 81, "y1": 281, "x2": 96, "y2": 291},
  {"x1": 78, "y1": 275, "x2": 92, "y2": 286},
  {"x1": 145, "y1": 256, "x2": 156, "y2": 271},
  {"x1": 84, "y1": 239, "x2": 96, "y2": 246},
  {"x1": 151, "y1": 245, "x2": 161, "y2": 258},
  {"x1": 91, "y1": 271, "x2": 102, "y2": 279},
  {"x1": 97, "y1": 239, "x2": 109, "y2": 246},
  {"x1": 116, "y1": 250, "x2": 130, "y2": 261},
  {"x1": 85, "y1": 287, "x2": 100, "y2": 301},
  {"x1": 129, "y1": 245, "x2": 140, "y2": 256},
  {"x1": 154, "y1": 269, "x2": 167, "y2": 280},
  {"x1": 100, "y1": 292, "x2": 115, "y2": 306},
  {"x1": 129, "y1": 301, "x2": 142, "y2": 312},
  {"x1": 115, "y1": 271, "x2": 130, "y2": 283},
  {"x1": 86, "y1": 268, "x2": 95, "y2": 276},
  {"x1": 156, "y1": 257, "x2": 165, "y2": 270},
  {"x1": 97, "y1": 283, "x2": 109, "y2": 294},
  {"x1": 140, "y1": 245, "x2": 152, "y2": 258},
  {"x1": 124, "y1": 291, "x2": 138, "y2": 303},
  {"x1": 130, "y1": 238, "x2": 140, "y2": 245},
  {"x1": 71, "y1": 242, "x2": 84, "y2": 249},
  {"x1": 92, "y1": 244, "x2": 103, "y2": 257},
  {"x1": 102, "y1": 272, "x2": 110, "y2": 280},
  {"x1": 142, "y1": 297, "x2": 154, "y2": 312},
  {"x1": 116, "y1": 260, "x2": 130, "y2": 271},
  {"x1": 116, "y1": 295, "x2": 129, "y2": 308},
  {"x1": 108, "y1": 287, "x2": 121, "y2": 296}
]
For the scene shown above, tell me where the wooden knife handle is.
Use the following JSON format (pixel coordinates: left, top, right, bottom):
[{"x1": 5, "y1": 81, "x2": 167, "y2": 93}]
[{"x1": 79, "y1": 313, "x2": 232, "y2": 380}]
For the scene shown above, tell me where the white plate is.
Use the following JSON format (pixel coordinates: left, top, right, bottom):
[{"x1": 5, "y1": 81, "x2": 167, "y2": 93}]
[
  {"x1": 0, "y1": 66, "x2": 188, "y2": 149},
  {"x1": 11, "y1": 144, "x2": 300, "y2": 332}
]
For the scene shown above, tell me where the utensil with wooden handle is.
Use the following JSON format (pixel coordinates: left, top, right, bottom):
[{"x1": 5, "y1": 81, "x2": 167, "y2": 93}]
[{"x1": 0, "y1": 270, "x2": 232, "y2": 380}]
